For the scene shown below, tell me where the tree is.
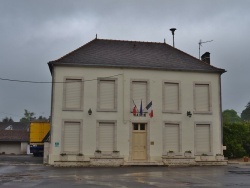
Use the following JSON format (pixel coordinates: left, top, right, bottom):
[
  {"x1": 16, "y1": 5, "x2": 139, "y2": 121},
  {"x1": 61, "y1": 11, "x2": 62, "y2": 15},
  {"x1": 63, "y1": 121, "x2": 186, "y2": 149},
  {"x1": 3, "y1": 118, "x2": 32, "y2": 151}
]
[
  {"x1": 36, "y1": 116, "x2": 49, "y2": 121},
  {"x1": 222, "y1": 109, "x2": 241, "y2": 124},
  {"x1": 241, "y1": 101, "x2": 250, "y2": 121},
  {"x1": 1, "y1": 116, "x2": 14, "y2": 122},
  {"x1": 19, "y1": 109, "x2": 36, "y2": 122},
  {"x1": 223, "y1": 122, "x2": 250, "y2": 158}
]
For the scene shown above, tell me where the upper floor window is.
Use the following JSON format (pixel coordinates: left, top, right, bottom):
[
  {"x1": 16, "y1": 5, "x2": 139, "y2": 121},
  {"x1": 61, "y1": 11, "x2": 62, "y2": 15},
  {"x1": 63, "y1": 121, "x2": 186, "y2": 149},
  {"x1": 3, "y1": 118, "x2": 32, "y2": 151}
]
[
  {"x1": 131, "y1": 80, "x2": 149, "y2": 112},
  {"x1": 194, "y1": 83, "x2": 211, "y2": 113},
  {"x1": 97, "y1": 78, "x2": 117, "y2": 111},
  {"x1": 163, "y1": 82, "x2": 180, "y2": 113},
  {"x1": 63, "y1": 77, "x2": 83, "y2": 110}
]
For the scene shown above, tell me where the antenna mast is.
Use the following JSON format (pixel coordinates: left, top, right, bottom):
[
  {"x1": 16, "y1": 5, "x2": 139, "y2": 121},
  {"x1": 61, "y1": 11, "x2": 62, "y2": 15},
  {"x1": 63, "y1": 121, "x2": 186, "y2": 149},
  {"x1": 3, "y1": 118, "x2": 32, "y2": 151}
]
[{"x1": 199, "y1": 39, "x2": 213, "y2": 59}]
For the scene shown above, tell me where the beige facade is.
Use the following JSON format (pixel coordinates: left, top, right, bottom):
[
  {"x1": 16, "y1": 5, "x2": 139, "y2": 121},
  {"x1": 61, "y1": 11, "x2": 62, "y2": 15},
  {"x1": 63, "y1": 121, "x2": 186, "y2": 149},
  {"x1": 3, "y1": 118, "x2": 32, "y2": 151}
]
[{"x1": 48, "y1": 66, "x2": 226, "y2": 166}]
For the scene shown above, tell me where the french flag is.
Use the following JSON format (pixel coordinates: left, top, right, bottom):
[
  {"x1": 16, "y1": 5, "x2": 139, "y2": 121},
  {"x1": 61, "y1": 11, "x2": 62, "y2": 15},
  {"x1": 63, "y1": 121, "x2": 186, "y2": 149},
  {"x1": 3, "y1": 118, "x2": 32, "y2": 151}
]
[
  {"x1": 132, "y1": 100, "x2": 137, "y2": 116},
  {"x1": 146, "y1": 101, "x2": 153, "y2": 118}
]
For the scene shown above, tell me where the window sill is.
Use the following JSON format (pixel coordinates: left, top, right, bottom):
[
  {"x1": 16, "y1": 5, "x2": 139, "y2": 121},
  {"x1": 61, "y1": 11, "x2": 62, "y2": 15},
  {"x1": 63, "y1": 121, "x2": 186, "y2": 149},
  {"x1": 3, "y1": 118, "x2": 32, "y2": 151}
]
[
  {"x1": 62, "y1": 109, "x2": 83, "y2": 111},
  {"x1": 195, "y1": 152, "x2": 213, "y2": 156},
  {"x1": 97, "y1": 109, "x2": 117, "y2": 112},
  {"x1": 193, "y1": 111, "x2": 212, "y2": 115},
  {"x1": 162, "y1": 111, "x2": 182, "y2": 114}
]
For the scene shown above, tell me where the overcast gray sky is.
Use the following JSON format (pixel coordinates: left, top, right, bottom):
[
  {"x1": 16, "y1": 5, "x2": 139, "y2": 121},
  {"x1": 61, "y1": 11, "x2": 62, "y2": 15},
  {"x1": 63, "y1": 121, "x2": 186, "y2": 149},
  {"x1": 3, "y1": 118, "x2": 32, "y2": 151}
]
[{"x1": 0, "y1": 0, "x2": 249, "y2": 121}]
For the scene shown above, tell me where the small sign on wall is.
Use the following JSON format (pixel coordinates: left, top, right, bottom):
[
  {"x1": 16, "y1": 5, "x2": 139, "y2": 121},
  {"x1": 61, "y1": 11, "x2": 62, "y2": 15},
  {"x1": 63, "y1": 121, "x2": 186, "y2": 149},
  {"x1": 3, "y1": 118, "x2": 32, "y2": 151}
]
[{"x1": 55, "y1": 142, "x2": 59, "y2": 147}]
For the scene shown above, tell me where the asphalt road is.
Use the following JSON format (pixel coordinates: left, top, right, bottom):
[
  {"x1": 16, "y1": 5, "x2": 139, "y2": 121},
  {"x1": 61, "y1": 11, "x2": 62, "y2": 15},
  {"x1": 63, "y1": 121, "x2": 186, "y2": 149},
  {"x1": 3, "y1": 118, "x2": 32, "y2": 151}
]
[{"x1": 0, "y1": 155, "x2": 250, "y2": 187}]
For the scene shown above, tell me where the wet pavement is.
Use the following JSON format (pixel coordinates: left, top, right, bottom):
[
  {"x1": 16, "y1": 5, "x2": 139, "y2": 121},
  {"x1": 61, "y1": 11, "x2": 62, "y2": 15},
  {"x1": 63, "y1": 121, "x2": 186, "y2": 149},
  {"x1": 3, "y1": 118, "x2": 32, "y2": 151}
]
[{"x1": 0, "y1": 155, "x2": 250, "y2": 187}]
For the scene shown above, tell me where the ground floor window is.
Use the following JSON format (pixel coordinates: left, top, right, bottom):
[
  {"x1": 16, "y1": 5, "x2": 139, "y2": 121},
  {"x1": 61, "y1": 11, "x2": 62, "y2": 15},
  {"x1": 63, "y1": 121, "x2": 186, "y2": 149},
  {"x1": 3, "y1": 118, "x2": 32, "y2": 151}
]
[
  {"x1": 97, "y1": 121, "x2": 116, "y2": 152},
  {"x1": 195, "y1": 123, "x2": 211, "y2": 154},
  {"x1": 163, "y1": 123, "x2": 180, "y2": 153},
  {"x1": 62, "y1": 121, "x2": 82, "y2": 154}
]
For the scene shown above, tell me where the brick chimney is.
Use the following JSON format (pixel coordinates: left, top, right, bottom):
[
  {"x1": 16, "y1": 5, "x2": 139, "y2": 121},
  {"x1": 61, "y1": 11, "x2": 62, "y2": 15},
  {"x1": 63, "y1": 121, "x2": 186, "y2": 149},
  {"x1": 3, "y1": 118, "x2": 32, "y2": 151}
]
[{"x1": 201, "y1": 52, "x2": 210, "y2": 64}]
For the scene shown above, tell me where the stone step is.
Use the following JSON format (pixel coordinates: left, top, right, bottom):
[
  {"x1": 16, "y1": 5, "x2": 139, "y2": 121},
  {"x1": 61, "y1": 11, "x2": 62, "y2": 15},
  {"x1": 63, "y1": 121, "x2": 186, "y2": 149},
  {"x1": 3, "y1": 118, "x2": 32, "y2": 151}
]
[{"x1": 123, "y1": 161, "x2": 164, "y2": 166}]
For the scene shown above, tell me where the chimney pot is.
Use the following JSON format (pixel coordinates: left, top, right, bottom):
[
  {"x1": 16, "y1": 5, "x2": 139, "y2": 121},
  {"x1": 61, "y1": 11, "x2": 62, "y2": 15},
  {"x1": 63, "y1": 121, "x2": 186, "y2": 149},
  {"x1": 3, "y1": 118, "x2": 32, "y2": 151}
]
[{"x1": 201, "y1": 52, "x2": 210, "y2": 64}]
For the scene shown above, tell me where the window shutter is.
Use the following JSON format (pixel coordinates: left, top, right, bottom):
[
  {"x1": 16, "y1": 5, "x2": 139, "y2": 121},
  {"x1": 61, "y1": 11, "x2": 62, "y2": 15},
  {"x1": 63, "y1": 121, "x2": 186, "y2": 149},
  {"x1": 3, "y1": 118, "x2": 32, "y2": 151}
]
[
  {"x1": 132, "y1": 81, "x2": 147, "y2": 109},
  {"x1": 63, "y1": 122, "x2": 80, "y2": 153},
  {"x1": 196, "y1": 124, "x2": 210, "y2": 153},
  {"x1": 99, "y1": 80, "x2": 115, "y2": 109},
  {"x1": 195, "y1": 84, "x2": 209, "y2": 111},
  {"x1": 164, "y1": 124, "x2": 180, "y2": 152},
  {"x1": 99, "y1": 123, "x2": 114, "y2": 151},
  {"x1": 164, "y1": 83, "x2": 179, "y2": 111},
  {"x1": 65, "y1": 79, "x2": 82, "y2": 109}
]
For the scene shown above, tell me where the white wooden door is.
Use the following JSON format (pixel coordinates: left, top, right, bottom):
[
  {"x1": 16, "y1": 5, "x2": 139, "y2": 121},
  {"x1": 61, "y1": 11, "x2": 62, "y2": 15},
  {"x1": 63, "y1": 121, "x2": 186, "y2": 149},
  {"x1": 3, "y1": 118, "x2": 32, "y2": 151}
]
[{"x1": 132, "y1": 123, "x2": 147, "y2": 160}]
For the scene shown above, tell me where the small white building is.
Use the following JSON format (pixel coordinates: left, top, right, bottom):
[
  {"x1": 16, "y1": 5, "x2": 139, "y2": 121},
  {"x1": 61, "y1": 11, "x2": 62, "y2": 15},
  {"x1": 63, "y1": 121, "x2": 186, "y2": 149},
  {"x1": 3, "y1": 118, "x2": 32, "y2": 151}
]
[
  {"x1": 47, "y1": 38, "x2": 226, "y2": 166},
  {"x1": 0, "y1": 122, "x2": 29, "y2": 154}
]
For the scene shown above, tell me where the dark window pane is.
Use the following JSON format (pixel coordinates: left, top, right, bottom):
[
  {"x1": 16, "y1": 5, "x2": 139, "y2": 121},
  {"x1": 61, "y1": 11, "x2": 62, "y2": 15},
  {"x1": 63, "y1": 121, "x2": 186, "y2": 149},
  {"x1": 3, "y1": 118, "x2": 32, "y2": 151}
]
[
  {"x1": 133, "y1": 123, "x2": 139, "y2": 130},
  {"x1": 140, "y1": 124, "x2": 145, "y2": 130}
]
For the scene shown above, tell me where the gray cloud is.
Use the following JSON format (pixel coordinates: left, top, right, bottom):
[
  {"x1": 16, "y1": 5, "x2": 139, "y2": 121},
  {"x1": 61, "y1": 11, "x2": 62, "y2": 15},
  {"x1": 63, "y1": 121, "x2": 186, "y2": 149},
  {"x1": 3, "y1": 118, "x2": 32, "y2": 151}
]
[{"x1": 0, "y1": 0, "x2": 250, "y2": 120}]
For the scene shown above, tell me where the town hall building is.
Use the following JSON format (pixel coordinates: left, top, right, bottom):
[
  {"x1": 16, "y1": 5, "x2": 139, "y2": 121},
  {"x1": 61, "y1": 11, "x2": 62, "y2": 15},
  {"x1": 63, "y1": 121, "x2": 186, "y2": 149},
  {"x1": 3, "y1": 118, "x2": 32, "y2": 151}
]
[{"x1": 47, "y1": 37, "x2": 227, "y2": 166}]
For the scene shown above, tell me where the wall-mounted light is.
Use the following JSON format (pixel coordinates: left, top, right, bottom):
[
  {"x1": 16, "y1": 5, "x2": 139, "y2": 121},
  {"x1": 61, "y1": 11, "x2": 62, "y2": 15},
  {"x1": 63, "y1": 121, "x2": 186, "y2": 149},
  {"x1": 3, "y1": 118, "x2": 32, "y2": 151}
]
[
  {"x1": 187, "y1": 111, "x2": 192, "y2": 118},
  {"x1": 88, "y1": 108, "x2": 92, "y2": 115}
]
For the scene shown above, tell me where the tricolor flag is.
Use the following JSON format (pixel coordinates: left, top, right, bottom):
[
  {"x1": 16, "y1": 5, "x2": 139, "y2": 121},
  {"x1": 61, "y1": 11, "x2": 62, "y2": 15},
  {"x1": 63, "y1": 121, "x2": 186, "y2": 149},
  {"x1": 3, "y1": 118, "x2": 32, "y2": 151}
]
[
  {"x1": 132, "y1": 100, "x2": 137, "y2": 116},
  {"x1": 146, "y1": 101, "x2": 153, "y2": 118},
  {"x1": 139, "y1": 99, "x2": 143, "y2": 116}
]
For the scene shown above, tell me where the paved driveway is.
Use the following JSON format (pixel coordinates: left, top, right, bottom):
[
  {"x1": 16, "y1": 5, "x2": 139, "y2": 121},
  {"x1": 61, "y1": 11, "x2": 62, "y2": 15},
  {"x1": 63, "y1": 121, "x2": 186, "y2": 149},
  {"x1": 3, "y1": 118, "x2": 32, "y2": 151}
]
[{"x1": 0, "y1": 155, "x2": 250, "y2": 187}]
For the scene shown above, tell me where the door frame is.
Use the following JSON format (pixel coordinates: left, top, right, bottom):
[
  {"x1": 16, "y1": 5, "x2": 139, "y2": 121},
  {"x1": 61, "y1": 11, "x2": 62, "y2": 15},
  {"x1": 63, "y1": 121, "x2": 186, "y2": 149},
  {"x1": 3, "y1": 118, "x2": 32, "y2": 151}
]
[{"x1": 129, "y1": 120, "x2": 150, "y2": 161}]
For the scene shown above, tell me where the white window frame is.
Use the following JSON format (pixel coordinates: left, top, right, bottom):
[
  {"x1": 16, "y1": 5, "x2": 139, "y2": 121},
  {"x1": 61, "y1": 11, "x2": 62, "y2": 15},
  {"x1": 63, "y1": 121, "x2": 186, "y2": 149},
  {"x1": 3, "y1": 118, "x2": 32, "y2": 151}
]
[
  {"x1": 162, "y1": 81, "x2": 181, "y2": 113},
  {"x1": 96, "y1": 120, "x2": 117, "y2": 153},
  {"x1": 194, "y1": 122, "x2": 213, "y2": 155},
  {"x1": 162, "y1": 121, "x2": 182, "y2": 155},
  {"x1": 97, "y1": 78, "x2": 117, "y2": 112},
  {"x1": 130, "y1": 79, "x2": 149, "y2": 113},
  {"x1": 62, "y1": 77, "x2": 84, "y2": 111},
  {"x1": 61, "y1": 120, "x2": 83, "y2": 154},
  {"x1": 193, "y1": 82, "x2": 212, "y2": 114}
]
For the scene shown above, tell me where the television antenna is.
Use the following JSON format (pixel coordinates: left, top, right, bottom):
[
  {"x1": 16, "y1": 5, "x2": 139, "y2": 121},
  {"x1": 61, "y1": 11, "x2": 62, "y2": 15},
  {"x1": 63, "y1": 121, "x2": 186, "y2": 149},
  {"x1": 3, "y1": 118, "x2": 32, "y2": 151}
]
[{"x1": 199, "y1": 39, "x2": 213, "y2": 59}]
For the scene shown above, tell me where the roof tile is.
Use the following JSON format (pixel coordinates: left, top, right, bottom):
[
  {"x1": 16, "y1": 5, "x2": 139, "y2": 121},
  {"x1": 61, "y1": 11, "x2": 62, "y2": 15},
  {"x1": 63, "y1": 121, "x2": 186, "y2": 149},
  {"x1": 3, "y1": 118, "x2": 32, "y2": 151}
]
[{"x1": 49, "y1": 38, "x2": 225, "y2": 73}]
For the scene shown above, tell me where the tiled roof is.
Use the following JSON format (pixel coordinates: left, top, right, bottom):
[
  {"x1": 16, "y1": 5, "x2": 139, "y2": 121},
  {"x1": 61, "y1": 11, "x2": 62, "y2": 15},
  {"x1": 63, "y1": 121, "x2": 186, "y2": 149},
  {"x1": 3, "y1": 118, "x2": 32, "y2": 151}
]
[
  {"x1": 0, "y1": 130, "x2": 29, "y2": 142},
  {"x1": 0, "y1": 122, "x2": 29, "y2": 131},
  {"x1": 48, "y1": 38, "x2": 225, "y2": 73}
]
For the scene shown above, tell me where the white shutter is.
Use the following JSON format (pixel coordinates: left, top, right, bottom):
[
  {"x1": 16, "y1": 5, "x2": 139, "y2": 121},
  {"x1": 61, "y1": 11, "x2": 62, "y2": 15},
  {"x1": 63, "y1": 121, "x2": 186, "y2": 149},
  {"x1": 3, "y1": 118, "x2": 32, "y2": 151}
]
[
  {"x1": 99, "y1": 123, "x2": 115, "y2": 151},
  {"x1": 195, "y1": 84, "x2": 209, "y2": 111},
  {"x1": 164, "y1": 83, "x2": 179, "y2": 111},
  {"x1": 196, "y1": 124, "x2": 210, "y2": 153},
  {"x1": 132, "y1": 81, "x2": 147, "y2": 109},
  {"x1": 65, "y1": 79, "x2": 82, "y2": 109},
  {"x1": 99, "y1": 80, "x2": 115, "y2": 109},
  {"x1": 164, "y1": 124, "x2": 180, "y2": 152},
  {"x1": 63, "y1": 122, "x2": 80, "y2": 153}
]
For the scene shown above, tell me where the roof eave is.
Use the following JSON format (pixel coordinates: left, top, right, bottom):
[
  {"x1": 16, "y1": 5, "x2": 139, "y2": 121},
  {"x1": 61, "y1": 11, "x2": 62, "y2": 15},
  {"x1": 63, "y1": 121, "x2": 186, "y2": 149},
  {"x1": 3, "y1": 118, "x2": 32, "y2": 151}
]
[{"x1": 49, "y1": 62, "x2": 226, "y2": 74}]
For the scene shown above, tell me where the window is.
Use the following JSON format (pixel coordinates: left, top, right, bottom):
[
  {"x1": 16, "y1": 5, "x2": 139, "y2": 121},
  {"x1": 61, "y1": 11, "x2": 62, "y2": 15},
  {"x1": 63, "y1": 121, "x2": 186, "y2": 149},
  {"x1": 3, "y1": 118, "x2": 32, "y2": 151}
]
[
  {"x1": 97, "y1": 121, "x2": 116, "y2": 152},
  {"x1": 62, "y1": 121, "x2": 82, "y2": 154},
  {"x1": 97, "y1": 78, "x2": 117, "y2": 111},
  {"x1": 163, "y1": 82, "x2": 180, "y2": 112},
  {"x1": 163, "y1": 123, "x2": 180, "y2": 153},
  {"x1": 195, "y1": 124, "x2": 211, "y2": 154},
  {"x1": 194, "y1": 83, "x2": 211, "y2": 113},
  {"x1": 131, "y1": 80, "x2": 148, "y2": 112},
  {"x1": 133, "y1": 123, "x2": 146, "y2": 131},
  {"x1": 63, "y1": 78, "x2": 83, "y2": 110}
]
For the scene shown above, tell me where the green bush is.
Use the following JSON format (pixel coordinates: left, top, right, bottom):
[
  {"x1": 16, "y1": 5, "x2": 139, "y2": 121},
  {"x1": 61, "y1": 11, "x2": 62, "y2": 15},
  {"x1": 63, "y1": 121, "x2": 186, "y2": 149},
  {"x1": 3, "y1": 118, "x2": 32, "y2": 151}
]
[{"x1": 223, "y1": 122, "x2": 250, "y2": 158}]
